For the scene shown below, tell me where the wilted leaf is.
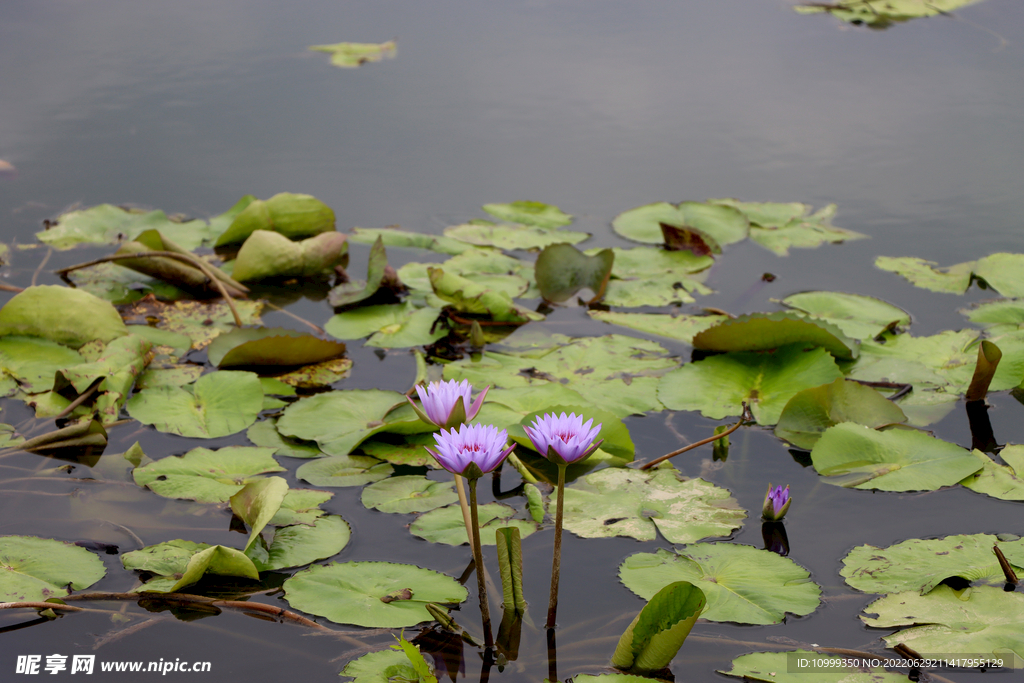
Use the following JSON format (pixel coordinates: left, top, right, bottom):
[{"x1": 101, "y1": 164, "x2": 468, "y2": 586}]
[
  {"x1": 875, "y1": 255, "x2": 975, "y2": 294},
  {"x1": 534, "y1": 243, "x2": 613, "y2": 303},
  {"x1": 774, "y1": 378, "x2": 907, "y2": 450},
  {"x1": 966, "y1": 340, "x2": 1002, "y2": 401},
  {"x1": 230, "y1": 477, "x2": 290, "y2": 552},
  {"x1": 113, "y1": 229, "x2": 245, "y2": 297},
  {"x1": 215, "y1": 193, "x2": 335, "y2": 247},
  {"x1": 960, "y1": 445, "x2": 1024, "y2": 501},
  {"x1": 428, "y1": 267, "x2": 543, "y2": 323},
  {"x1": 283, "y1": 561, "x2": 468, "y2": 627},
  {"x1": 0, "y1": 286, "x2": 128, "y2": 348},
  {"x1": 232, "y1": 231, "x2": 348, "y2": 281},
  {"x1": 308, "y1": 40, "x2": 396, "y2": 68},
  {"x1": 328, "y1": 237, "x2": 389, "y2": 307},
  {"x1": 206, "y1": 327, "x2": 346, "y2": 368},
  {"x1": 67, "y1": 261, "x2": 190, "y2": 304},
  {"x1": 118, "y1": 298, "x2": 265, "y2": 350}
]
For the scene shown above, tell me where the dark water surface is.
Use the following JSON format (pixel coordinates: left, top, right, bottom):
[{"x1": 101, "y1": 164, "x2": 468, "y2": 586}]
[{"x1": 2, "y1": 1, "x2": 1024, "y2": 681}]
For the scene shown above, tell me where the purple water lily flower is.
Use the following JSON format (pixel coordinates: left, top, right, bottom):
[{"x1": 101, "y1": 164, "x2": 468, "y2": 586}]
[
  {"x1": 408, "y1": 379, "x2": 489, "y2": 429},
  {"x1": 424, "y1": 423, "x2": 515, "y2": 480},
  {"x1": 762, "y1": 484, "x2": 791, "y2": 521},
  {"x1": 524, "y1": 412, "x2": 603, "y2": 466}
]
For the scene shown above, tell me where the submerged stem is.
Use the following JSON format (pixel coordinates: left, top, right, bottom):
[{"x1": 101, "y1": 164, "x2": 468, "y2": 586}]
[
  {"x1": 546, "y1": 464, "x2": 566, "y2": 630},
  {"x1": 468, "y1": 477, "x2": 493, "y2": 648},
  {"x1": 454, "y1": 473, "x2": 475, "y2": 554}
]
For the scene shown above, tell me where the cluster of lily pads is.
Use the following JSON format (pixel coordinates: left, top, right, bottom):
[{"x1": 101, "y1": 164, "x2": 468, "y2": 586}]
[{"x1": 1, "y1": 188, "x2": 1023, "y2": 681}]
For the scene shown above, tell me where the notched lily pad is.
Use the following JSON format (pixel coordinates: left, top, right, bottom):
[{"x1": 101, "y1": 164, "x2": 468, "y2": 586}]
[
  {"x1": 612, "y1": 201, "x2": 748, "y2": 246},
  {"x1": 127, "y1": 371, "x2": 264, "y2": 438},
  {"x1": 296, "y1": 454, "x2": 393, "y2": 487},
  {"x1": 0, "y1": 535, "x2": 107, "y2": 602},
  {"x1": 429, "y1": 267, "x2": 543, "y2": 323},
  {"x1": 132, "y1": 445, "x2": 284, "y2": 503},
  {"x1": 283, "y1": 561, "x2": 468, "y2": 628},
  {"x1": 410, "y1": 503, "x2": 538, "y2": 546},
  {"x1": 619, "y1": 545, "x2": 821, "y2": 625},
  {"x1": 961, "y1": 445, "x2": 1024, "y2": 501},
  {"x1": 535, "y1": 243, "x2": 614, "y2": 303},
  {"x1": 361, "y1": 475, "x2": 459, "y2": 514},
  {"x1": 248, "y1": 515, "x2": 351, "y2": 572},
  {"x1": 0, "y1": 336, "x2": 84, "y2": 396},
  {"x1": 277, "y1": 389, "x2": 415, "y2": 456},
  {"x1": 559, "y1": 469, "x2": 745, "y2": 544},
  {"x1": 325, "y1": 303, "x2": 447, "y2": 348},
  {"x1": 206, "y1": 327, "x2": 346, "y2": 368}
]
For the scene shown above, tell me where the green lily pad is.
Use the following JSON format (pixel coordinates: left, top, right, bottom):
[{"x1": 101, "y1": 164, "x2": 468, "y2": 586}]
[
  {"x1": 445, "y1": 334, "x2": 677, "y2": 416},
  {"x1": 324, "y1": 303, "x2": 447, "y2": 348},
  {"x1": 398, "y1": 254, "x2": 530, "y2": 299},
  {"x1": 720, "y1": 651, "x2": 908, "y2": 683},
  {"x1": 619, "y1": 545, "x2": 821, "y2": 625},
  {"x1": 340, "y1": 648, "x2": 426, "y2": 683},
  {"x1": 119, "y1": 298, "x2": 265, "y2": 350},
  {"x1": 862, "y1": 585, "x2": 1024, "y2": 660},
  {"x1": 167, "y1": 545, "x2": 259, "y2": 592},
  {"x1": 296, "y1": 455, "x2": 393, "y2": 487},
  {"x1": 559, "y1": 468, "x2": 745, "y2": 544},
  {"x1": 328, "y1": 236, "x2": 389, "y2": 307},
  {"x1": 136, "y1": 364, "x2": 203, "y2": 390},
  {"x1": 214, "y1": 193, "x2": 335, "y2": 247},
  {"x1": 612, "y1": 201, "x2": 749, "y2": 246},
  {"x1": 133, "y1": 446, "x2": 284, "y2": 503},
  {"x1": 206, "y1": 327, "x2": 346, "y2": 367},
  {"x1": 123, "y1": 541, "x2": 260, "y2": 593},
  {"x1": 875, "y1": 256, "x2": 975, "y2": 294},
  {"x1": 269, "y1": 488, "x2": 334, "y2": 526},
  {"x1": 611, "y1": 580, "x2": 706, "y2": 674},
  {"x1": 410, "y1": 503, "x2": 538, "y2": 546},
  {"x1": 232, "y1": 231, "x2": 348, "y2": 281},
  {"x1": 810, "y1": 423, "x2": 983, "y2": 491},
  {"x1": 608, "y1": 246, "x2": 714, "y2": 280},
  {"x1": 658, "y1": 344, "x2": 843, "y2": 425},
  {"x1": 361, "y1": 475, "x2": 459, "y2": 514},
  {"x1": 841, "y1": 534, "x2": 1024, "y2": 595},
  {"x1": 0, "y1": 535, "x2": 106, "y2": 601},
  {"x1": 359, "y1": 434, "x2": 439, "y2": 468},
  {"x1": 692, "y1": 312, "x2": 859, "y2": 360},
  {"x1": 774, "y1": 378, "x2": 908, "y2": 450},
  {"x1": 535, "y1": 243, "x2": 613, "y2": 303},
  {"x1": 961, "y1": 299, "x2": 1024, "y2": 335},
  {"x1": 277, "y1": 389, "x2": 414, "y2": 456},
  {"x1": 602, "y1": 273, "x2": 711, "y2": 307},
  {"x1": 66, "y1": 261, "x2": 190, "y2": 304},
  {"x1": 348, "y1": 227, "x2": 476, "y2": 255},
  {"x1": 750, "y1": 215, "x2": 865, "y2": 256},
  {"x1": 780, "y1": 291, "x2": 910, "y2": 340},
  {"x1": 247, "y1": 418, "x2": 325, "y2": 459},
  {"x1": 0, "y1": 285, "x2": 128, "y2": 349},
  {"x1": 961, "y1": 445, "x2": 1024, "y2": 501},
  {"x1": 127, "y1": 371, "x2": 264, "y2": 438},
  {"x1": 55, "y1": 333, "x2": 151, "y2": 396},
  {"x1": 428, "y1": 267, "x2": 544, "y2": 323},
  {"x1": 248, "y1": 515, "x2": 351, "y2": 571},
  {"x1": 444, "y1": 222, "x2": 589, "y2": 251},
  {"x1": 587, "y1": 311, "x2": 728, "y2": 344},
  {"x1": 126, "y1": 325, "x2": 192, "y2": 356},
  {"x1": 122, "y1": 539, "x2": 208, "y2": 576},
  {"x1": 37, "y1": 204, "x2": 224, "y2": 251},
  {"x1": 482, "y1": 201, "x2": 573, "y2": 229},
  {"x1": 572, "y1": 676, "x2": 659, "y2": 683},
  {"x1": 796, "y1": 0, "x2": 987, "y2": 29},
  {"x1": 308, "y1": 40, "x2": 396, "y2": 68},
  {"x1": 0, "y1": 336, "x2": 84, "y2": 396},
  {"x1": 845, "y1": 330, "x2": 981, "y2": 392},
  {"x1": 230, "y1": 477, "x2": 290, "y2": 552},
  {"x1": 283, "y1": 561, "x2": 468, "y2": 627}
]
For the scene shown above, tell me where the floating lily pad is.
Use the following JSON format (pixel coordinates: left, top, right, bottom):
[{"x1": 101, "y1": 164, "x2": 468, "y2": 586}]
[
  {"x1": 309, "y1": 40, "x2": 396, "y2": 68},
  {"x1": 269, "y1": 489, "x2": 333, "y2": 527},
  {"x1": 559, "y1": 469, "x2": 745, "y2": 544},
  {"x1": 0, "y1": 286, "x2": 128, "y2": 349},
  {"x1": 587, "y1": 311, "x2": 728, "y2": 344},
  {"x1": 841, "y1": 533, "x2": 1024, "y2": 595},
  {"x1": 134, "y1": 362, "x2": 202, "y2": 390},
  {"x1": 619, "y1": 545, "x2": 821, "y2": 625},
  {"x1": 133, "y1": 446, "x2": 284, "y2": 503},
  {"x1": 283, "y1": 561, "x2": 468, "y2": 628},
  {"x1": 325, "y1": 304, "x2": 447, "y2": 348},
  {"x1": 862, "y1": 585, "x2": 1024, "y2": 660},
  {"x1": 206, "y1": 327, "x2": 346, "y2": 367},
  {"x1": 67, "y1": 261, "x2": 190, "y2": 304},
  {"x1": 534, "y1": 243, "x2": 613, "y2": 302},
  {"x1": 749, "y1": 214, "x2": 865, "y2": 256},
  {"x1": 340, "y1": 648, "x2": 425, "y2": 683},
  {"x1": 296, "y1": 455, "x2": 393, "y2": 487},
  {"x1": 410, "y1": 503, "x2": 538, "y2": 546},
  {"x1": 0, "y1": 336, "x2": 83, "y2": 396},
  {"x1": 482, "y1": 201, "x2": 573, "y2": 229},
  {"x1": 428, "y1": 267, "x2": 543, "y2": 323},
  {"x1": 127, "y1": 371, "x2": 264, "y2": 438},
  {"x1": 692, "y1": 312, "x2": 858, "y2": 360},
  {"x1": 774, "y1": 378, "x2": 907, "y2": 450},
  {"x1": 248, "y1": 515, "x2": 351, "y2": 572},
  {"x1": 875, "y1": 256, "x2": 975, "y2": 294},
  {"x1": 795, "y1": 0, "x2": 987, "y2": 29},
  {"x1": 572, "y1": 676, "x2": 658, "y2": 683},
  {"x1": 123, "y1": 541, "x2": 259, "y2": 593},
  {"x1": 328, "y1": 236, "x2": 389, "y2": 307},
  {"x1": 232, "y1": 231, "x2": 348, "y2": 281},
  {"x1": 659, "y1": 345, "x2": 843, "y2": 425},
  {"x1": 781, "y1": 291, "x2": 910, "y2": 340},
  {"x1": 277, "y1": 389, "x2": 415, "y2": 455},
  {"x1": 444, "y1": 222, "x2": 589, "y2": 251},
  {"x1": 612, "y1": 201, "x2": 749, "y2": 246},
  {"x1": 961, "y1": 299, "x2": 1024, "y2": 335},
  {"x1": 247, "y1": 419, "x2": 324, "y2": 459},
  {"x1": 810, "y1": 423, "x2": 983, "y2": 491},
  {"x1": 126, "y1": 325, "x2": 192, "y2": 357},
  {"x1": 603, "y1": 247, "x2": 715, "y2": 307},
  {"x1": 231, "y1": 477, "x2": 290, "y2": 552},
  {"x1": 445, "y1": 335, "x2": 677, "y2": 416},
  {"x1": 399, "y1": 254, "x2": 530, "y2": 299},
  {"x1": 359, "y1": 434, "x2": 439, "y2": 468},
  {"x1": 55, "y1": 333, "x2": 151, "y2": 396},
  {"x1": 0, "y1": 535, "x2": 107, "y2": 601},
  {"x1": 961, "y1": 445, "x2": 1024, "y2": 501},
  {"x1": 37, "y1": 204, "x2": 224, "y2": 251},
  {"x1": 348, "y1": 227, "x2": 475, "y2": 255},
  {"x1": 720, "y1": 651, "x2": 908, "y2": 683},
  {"x1": 361, "y1": 475, "x2": 458, "y2": 514},
  {"x1": 214, "y1": 193, "x2": 335, "y2": 247},
  {"x1": 118, "y1": 298, "x2": 265, "y2": 350}
]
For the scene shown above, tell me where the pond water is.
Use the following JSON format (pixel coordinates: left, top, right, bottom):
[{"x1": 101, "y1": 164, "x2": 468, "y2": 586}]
[{"x1": 2, "y1": 1, "x2": 1024, "y2": 681}]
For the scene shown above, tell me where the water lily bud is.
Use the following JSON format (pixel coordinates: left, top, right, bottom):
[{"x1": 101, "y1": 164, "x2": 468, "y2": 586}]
[{"x1": 761, "y1": 484, "x2": 791, "y2": 521}]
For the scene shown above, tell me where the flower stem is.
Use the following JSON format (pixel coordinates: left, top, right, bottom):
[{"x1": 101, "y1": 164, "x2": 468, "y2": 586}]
[
  {"x1": 454, "y1": 474, "x2": 475, "y2": 554},
  {"x1": 468, "y1": 477, "x2": 493, "y2": 648},
  {"x1": 546, "y1": 463, "x2": 566, "y2": 629}
]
